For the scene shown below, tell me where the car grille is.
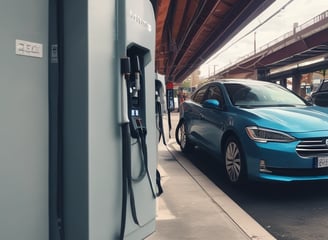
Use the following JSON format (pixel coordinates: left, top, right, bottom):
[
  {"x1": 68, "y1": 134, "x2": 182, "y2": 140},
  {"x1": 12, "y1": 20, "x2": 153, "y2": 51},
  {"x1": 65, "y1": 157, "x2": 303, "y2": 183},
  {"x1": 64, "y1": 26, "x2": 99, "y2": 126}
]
[{"x1": 296, "y1": 138, "x2": 328, "y2": 157}]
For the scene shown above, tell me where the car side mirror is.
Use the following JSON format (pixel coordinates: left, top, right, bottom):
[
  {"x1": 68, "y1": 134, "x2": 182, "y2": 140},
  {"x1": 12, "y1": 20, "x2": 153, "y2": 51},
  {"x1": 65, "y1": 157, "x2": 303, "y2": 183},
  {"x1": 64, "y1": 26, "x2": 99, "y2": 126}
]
[{"x1": 203, "y1": 99, "x2": 220, "y2": 109}]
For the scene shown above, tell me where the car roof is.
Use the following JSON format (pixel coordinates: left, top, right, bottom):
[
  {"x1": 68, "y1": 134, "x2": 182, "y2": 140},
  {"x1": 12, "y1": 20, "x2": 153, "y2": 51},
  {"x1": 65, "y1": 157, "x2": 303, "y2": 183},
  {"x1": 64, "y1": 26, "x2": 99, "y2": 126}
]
[{"x1": 205, "y1": 78, "x2": 272, "y2": 86}]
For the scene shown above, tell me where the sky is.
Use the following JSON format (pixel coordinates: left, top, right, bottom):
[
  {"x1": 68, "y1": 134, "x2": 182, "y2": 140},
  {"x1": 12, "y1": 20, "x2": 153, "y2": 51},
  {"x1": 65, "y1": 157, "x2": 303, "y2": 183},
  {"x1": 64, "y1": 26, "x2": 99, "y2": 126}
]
[{"x1": 200, "y1": 0, "x2": 328, "y2": 77}]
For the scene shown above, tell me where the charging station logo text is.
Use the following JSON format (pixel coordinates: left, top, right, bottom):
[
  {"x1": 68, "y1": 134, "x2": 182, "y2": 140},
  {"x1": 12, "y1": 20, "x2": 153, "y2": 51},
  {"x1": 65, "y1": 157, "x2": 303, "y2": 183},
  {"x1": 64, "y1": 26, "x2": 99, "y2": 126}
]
[{"x1": 129, "y1": 10, "x2": 152, "y2": 32}]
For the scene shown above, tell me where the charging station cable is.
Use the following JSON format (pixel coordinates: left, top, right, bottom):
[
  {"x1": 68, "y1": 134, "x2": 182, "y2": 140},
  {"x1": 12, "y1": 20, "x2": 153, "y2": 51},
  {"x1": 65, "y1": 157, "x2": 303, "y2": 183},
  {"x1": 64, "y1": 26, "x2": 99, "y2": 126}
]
[{"x1": 119, "y1": 57, "x2": 130, "y2": 240}]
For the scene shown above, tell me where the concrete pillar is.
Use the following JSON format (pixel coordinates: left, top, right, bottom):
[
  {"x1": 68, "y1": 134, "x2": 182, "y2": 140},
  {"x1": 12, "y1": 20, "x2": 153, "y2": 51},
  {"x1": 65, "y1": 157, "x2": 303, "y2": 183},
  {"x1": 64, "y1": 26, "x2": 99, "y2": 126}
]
[
  {"x1": 280, "y1": 78, "x2": 287, "y2": 88},
  {"x1": 257, "y1": 68, "x2": 270, "y2": 81},
  {"x1": 292, "y1": 71, "x2": 302, "y2": 95}
]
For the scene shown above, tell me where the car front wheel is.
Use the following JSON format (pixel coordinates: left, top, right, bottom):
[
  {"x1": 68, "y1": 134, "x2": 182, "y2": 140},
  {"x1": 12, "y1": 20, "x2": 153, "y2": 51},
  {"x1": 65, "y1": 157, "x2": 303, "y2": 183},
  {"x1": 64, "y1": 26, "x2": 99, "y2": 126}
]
[{"x1": 224, "y1": 136, "x2": 246, "y2": 184}]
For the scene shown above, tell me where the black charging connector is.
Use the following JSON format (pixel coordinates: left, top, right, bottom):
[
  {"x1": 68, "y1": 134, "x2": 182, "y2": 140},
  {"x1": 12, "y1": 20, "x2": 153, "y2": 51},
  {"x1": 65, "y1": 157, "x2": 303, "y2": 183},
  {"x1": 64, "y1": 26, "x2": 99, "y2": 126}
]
[{"x1": 131, "y1": 117, "x2": 147, "y2": 138}]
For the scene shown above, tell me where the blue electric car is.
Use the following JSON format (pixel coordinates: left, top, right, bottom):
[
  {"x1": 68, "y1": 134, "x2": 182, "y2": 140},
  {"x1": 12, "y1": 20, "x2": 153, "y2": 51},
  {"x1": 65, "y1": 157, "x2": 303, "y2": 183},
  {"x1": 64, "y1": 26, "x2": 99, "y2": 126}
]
[{"x1": 176, "y1": 79, "x2": 328, "y2": 184}]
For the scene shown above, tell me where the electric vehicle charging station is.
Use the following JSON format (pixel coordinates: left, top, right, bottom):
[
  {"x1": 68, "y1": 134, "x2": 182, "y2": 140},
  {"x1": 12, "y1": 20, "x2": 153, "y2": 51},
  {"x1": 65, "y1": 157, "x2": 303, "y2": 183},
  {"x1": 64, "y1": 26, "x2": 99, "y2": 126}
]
[
  {"x1": 1, "y1": 0, "x2": 157, "y2": 239},
  {"x1": 117, "y1": 0, "x2": 158, "y2": 239}
]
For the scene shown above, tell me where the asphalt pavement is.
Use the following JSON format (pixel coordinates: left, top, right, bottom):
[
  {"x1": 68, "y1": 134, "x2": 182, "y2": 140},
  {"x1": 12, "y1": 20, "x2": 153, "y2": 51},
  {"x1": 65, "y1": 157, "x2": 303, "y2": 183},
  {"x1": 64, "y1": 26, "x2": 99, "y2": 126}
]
[{"x1": 146, "y1": 112, "x2": 276, "y2": 240}]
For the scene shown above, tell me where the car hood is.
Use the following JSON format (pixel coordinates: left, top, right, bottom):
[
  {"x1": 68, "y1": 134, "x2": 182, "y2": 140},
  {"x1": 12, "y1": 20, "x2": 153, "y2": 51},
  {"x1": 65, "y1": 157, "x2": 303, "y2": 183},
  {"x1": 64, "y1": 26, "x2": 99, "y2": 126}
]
[{"x1": 242, "y1": 106, "x2": 328, "y2": 132}]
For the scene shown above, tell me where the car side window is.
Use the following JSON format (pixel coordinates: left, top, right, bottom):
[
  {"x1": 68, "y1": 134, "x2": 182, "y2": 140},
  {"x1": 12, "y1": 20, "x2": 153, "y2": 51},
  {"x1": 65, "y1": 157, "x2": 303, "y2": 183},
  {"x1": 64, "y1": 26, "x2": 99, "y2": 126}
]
[
  {"x1": 320, "y1": 81, "x2": 328, "y2": 91},
  {"x1": 192, "y1": 87, "x2": 207, "y2": 104},
  {"x1": 206, "y1": 85, "x2": 225, "y2": 105}
]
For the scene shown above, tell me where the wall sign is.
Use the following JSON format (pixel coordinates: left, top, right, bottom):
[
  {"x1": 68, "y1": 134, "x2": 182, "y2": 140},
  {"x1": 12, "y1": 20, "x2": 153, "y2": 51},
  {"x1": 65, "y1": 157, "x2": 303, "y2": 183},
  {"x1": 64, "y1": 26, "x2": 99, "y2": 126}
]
[{"x1": 16, "y1": 39, "x2": 43, "y2": 58}]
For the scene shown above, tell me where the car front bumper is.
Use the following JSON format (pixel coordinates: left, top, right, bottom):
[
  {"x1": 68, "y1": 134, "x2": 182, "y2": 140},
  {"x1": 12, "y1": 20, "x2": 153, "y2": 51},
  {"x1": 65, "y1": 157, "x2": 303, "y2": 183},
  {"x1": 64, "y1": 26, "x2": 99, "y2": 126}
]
[{"x1": 245, "y1": 140, "x2": 328, "y2": 182}]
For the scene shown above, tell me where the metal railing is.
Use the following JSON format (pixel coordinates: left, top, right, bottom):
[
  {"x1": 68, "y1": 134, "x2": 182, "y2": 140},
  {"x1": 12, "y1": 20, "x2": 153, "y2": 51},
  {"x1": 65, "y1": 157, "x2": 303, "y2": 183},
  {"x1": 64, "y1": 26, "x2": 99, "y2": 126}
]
[{"x1": 216, "y1": 10, "x2": 328, "y2": 73}]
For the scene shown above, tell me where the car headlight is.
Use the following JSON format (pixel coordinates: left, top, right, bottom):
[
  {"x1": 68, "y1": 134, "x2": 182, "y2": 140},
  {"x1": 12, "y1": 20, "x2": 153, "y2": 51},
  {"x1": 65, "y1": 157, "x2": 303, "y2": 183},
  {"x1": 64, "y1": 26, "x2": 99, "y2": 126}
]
[{"x1": 245, "y1": 126, "x2": 296, "y2": 143}]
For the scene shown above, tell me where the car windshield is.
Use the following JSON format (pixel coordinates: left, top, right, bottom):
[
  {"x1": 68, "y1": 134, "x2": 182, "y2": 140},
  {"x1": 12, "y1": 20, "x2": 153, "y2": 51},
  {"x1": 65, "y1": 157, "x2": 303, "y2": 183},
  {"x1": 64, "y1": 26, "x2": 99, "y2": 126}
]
[{"x1": 224, "y1": 82, "x2": 306, "y2": 107}]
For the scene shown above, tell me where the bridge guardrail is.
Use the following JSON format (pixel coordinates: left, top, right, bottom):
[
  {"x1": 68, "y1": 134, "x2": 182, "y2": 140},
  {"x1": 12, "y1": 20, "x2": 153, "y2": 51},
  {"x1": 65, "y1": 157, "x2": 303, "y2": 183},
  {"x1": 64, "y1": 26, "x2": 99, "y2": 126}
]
[{"x1": 216, "y1": 10, "x2": 328, "y2": 74}]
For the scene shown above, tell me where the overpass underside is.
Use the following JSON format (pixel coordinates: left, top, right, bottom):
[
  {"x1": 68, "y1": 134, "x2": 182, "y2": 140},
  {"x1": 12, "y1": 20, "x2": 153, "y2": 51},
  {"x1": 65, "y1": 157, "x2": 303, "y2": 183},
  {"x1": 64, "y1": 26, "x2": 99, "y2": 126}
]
[{"x1": 213, "y1": 10, "x2": 328, "y2": 93}]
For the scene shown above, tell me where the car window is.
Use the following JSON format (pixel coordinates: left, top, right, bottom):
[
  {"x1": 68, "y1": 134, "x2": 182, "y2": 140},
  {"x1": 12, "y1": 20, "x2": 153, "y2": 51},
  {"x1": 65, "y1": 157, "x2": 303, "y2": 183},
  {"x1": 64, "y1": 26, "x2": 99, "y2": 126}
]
[
  {"x1": 224, "y1": 82, "x2": 306, "y2": 107},
  {"x1": 191, "y1": 86, "x2": 207, "y2": 104},
  {"x1": 319, "y1": 81, "x2": 328, "y2": 92},
  {"x1": 206, "y1": 85, "x2": 224, "y2": 104},
  {"x1": 230, "y1": 86, "x2": 259, "y2": 104}
]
